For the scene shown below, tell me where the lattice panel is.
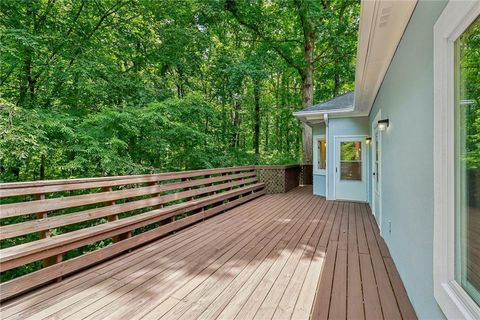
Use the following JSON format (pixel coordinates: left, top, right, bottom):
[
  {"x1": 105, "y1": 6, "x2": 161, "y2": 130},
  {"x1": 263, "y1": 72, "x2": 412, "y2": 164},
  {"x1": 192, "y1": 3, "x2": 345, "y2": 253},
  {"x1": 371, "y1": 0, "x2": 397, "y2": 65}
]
[{"x1": 256, "y1": 169, "x2": 285, "y2": 194}]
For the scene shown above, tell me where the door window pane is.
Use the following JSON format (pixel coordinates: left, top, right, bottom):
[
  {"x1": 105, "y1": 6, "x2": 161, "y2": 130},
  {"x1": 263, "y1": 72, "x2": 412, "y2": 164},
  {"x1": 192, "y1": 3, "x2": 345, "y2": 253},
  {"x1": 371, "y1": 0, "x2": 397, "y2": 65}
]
[
  {"x1": 455, "y1": 16, "x2": 480, "y2": 306},
  {"x1": 318, "y1": 138, "x2": 326, "y2": 170},
  {"x1": 340, "y1": 141, "x2": 362, "y2": 181}
]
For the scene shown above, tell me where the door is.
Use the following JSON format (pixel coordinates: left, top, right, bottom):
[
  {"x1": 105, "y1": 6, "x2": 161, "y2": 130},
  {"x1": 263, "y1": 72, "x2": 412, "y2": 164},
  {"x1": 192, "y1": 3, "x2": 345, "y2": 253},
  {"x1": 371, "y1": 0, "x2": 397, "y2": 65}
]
[
  {"x1": 372, "y1": 117, "x2": 382, "y2": 228},
  {"x1": 334, "y1": 136, "x2": 367, "y2": 202}
]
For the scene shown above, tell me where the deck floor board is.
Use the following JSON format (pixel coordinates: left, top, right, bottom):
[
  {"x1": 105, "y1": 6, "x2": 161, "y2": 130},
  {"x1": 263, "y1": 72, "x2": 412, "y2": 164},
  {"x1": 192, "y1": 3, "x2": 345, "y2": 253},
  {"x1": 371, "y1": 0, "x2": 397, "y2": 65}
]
[{"x1": 0, "y1": 186, "x2": 416, "y2": 320}]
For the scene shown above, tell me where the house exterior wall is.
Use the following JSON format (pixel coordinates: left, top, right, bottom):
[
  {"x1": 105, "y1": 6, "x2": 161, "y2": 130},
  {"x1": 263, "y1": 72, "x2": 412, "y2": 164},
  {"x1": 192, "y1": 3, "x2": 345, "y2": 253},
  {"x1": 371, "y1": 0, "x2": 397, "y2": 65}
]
[
  {"x1": 368, "y1": 0, "x2": 448, "y2": 318},
  {"x1": 310, "y1": 117, "x2": 370, "y2": 199},
  {"x1": 326, "y1": 117, "x2": 370, "y2": 200}
]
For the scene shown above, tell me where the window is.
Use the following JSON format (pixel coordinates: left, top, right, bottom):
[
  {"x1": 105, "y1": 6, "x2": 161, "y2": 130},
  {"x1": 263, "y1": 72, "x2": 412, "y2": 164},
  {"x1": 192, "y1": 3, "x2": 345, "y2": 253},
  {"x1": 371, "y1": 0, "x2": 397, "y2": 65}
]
[
  {"x1": 314, "y1": 135, "x2": 326, "y2": 174},
  {"x1": 434, "y1": 2, "x2": 480, "y2": 319},
  {"x1": 340, "y1": 141, "x2": 362, "y2": 181},
  {"x1": 454, "y1": 16, "x2": 480, "y2": 307},
  {"x1": 318, "y1": 138, "x2": 326, "y2": 170}
]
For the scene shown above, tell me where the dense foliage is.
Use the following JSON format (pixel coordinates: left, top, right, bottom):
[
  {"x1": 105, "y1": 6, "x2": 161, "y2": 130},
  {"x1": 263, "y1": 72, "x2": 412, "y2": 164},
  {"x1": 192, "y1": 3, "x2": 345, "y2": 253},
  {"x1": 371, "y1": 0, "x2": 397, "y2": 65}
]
[
  {"x1": 0, "y1": 0, "x2": 359, "y2": 182},
  {"x1": 460, "y1": 16, "x2": 480, "y2": 170}
]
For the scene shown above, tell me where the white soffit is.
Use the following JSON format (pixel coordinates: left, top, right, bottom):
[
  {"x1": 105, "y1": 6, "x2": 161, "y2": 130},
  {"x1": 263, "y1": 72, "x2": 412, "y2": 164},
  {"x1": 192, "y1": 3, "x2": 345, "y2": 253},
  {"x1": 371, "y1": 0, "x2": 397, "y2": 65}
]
[
  {"x1": 294, "y1": 109, "x2": 369, "y2": 126},
  {"x1": 354, "y1": 0, "x2": 417, "y2": 115}
]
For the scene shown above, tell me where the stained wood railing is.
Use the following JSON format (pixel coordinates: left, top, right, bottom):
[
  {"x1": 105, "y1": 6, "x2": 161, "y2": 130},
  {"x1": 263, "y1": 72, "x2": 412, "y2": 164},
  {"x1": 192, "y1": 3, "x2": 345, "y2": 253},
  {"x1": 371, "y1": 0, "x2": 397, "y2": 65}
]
[{"x1": 0, "y1": 166, "x2": 265, "y2": 301}]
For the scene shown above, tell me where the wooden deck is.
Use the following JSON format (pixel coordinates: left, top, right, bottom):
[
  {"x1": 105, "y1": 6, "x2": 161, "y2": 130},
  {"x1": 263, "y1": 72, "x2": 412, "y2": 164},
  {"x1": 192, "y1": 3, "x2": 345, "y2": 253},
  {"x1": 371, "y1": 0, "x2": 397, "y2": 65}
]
[{"x1": 0, "y1": 186, "x2": 416, "y2": 320}]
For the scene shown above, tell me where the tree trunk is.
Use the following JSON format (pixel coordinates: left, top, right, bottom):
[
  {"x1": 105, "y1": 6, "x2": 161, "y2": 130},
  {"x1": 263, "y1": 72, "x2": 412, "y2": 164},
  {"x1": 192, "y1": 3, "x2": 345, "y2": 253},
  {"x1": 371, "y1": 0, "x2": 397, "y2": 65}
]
[
  {"x1": 301, "y1": 28, "x2": 315, "y2": 165},
  {"x1": 232, "y1": 98, "x2": 241, "y2": 148},
  {"x1": 333, "y1": 3, "x2": 347, "y2": 96},
  {"x1": 19, "y1": 3, "x2": 36, "y2": 107},
  {"x1": 286, "y1": 122, "x2": 291, "y2": 154},
  {"x1": 253, "y1": 79, "x2": 261, "y2": 155},
  {"x1": 333, "y1": 56, "x2": 340, "y2": 96},
  {"x1": 222, "y1": 84, "x2": 227, "y2": 146},
  {"x1": 19, "y1": 56, "x2": 32, "y2": 106},
  {"x1": 276, "y1": 115, "x2": 281, "y2": 152},
  {"x1": 265, "y1": 115, "x2": 269, "y2": 151},
  {"x1": 40, "y1": 154, "x2": 45, "y2": 180}
]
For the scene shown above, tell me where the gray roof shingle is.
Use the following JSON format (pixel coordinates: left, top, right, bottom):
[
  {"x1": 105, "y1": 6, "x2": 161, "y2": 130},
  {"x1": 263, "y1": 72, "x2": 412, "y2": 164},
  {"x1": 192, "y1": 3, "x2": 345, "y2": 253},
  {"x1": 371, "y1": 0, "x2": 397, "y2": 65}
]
[{"x1": 301, "y1": 91, "x2": 354, "y2": 112}]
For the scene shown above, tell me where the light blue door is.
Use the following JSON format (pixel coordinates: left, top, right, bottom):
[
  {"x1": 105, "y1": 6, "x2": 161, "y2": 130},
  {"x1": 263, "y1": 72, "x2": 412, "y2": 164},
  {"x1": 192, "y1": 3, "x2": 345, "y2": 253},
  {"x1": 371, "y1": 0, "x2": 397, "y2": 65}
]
[{"x1": 334, "y1": 136, "x2": 367, "y2": 202}]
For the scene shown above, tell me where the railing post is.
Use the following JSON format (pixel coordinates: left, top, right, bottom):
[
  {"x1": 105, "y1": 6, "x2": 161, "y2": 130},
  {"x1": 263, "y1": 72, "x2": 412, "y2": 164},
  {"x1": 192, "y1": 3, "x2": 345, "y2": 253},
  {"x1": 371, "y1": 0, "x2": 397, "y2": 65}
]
[
  {"x1": 148, "y1": 181, "x2": 167, "y2": 226},
  {"x1": 179, "y1": 177, "x2": 194, "y2": 222},
  {"x1": 35, "y1": 193, "x2": 48, "y2": 240},
  {"x1": 148, "y1": 181, "x2": 162, "y2": 210},
  {"x1": 182, "y1": 177, "x2": 193, "y2": 200},
  {"x1": 35, "y1": 193, "x2": 63, "y2": 279},
  {"x1": 102, "y1": 187, "x2": 130, "y2": 242},
  {"x1": 205, "y1": 174, "x2": 213, "y2": 196}
]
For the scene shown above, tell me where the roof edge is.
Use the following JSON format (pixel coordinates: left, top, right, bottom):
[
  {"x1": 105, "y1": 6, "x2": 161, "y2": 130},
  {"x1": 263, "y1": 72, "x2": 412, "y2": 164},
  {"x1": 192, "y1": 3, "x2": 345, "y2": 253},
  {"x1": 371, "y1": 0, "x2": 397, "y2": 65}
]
[
  {"x1": 354, "y1": 0, "x2": 417, "y2": 114},
  {"x1": 293, "y1": 106, "x2": 355, "y2": 117}
]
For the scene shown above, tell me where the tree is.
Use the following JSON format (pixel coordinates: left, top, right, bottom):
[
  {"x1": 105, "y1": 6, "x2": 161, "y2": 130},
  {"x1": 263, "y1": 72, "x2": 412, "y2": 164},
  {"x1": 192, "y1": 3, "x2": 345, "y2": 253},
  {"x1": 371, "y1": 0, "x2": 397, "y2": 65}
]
[{"x1": 224, "y1": 0, "x2": 359, "y2": 164}]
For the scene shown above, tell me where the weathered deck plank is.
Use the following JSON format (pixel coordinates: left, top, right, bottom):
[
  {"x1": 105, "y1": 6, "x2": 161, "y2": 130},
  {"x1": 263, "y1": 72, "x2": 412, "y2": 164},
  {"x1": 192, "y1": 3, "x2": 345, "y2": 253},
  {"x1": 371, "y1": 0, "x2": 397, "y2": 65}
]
[{"x1": 0, "y1": 186, "x2": 416, "y2": 320}]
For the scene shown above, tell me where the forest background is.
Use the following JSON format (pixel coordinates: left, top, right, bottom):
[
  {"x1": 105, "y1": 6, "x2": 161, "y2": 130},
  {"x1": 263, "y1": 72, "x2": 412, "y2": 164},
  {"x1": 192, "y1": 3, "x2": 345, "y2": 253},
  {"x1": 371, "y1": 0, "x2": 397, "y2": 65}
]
[{"x1": 0, "y1": 0, "x2": 360, "y2": 182}]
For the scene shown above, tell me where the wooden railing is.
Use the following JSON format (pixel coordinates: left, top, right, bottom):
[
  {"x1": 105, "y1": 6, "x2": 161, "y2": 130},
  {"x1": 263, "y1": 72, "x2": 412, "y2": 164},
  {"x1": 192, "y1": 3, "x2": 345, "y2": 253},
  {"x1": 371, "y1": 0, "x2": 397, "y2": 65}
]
[{"x1": 0, "y1": 166, "x2": 265, "y2": 301}]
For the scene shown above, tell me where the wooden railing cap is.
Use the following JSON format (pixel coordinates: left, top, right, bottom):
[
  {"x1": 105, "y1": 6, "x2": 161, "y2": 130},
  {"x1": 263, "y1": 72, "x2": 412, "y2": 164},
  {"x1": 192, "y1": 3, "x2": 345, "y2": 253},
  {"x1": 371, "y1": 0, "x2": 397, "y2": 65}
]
[{"x1": 254, "y1": 164, "x2": 301, "y2": 170}]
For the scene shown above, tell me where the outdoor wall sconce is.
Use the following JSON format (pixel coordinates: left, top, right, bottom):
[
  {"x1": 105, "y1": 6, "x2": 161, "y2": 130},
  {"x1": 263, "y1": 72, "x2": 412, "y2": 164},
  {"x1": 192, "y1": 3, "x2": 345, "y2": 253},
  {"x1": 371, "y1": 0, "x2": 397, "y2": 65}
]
[
  {"x1": 378, "y1": 119, "x2": 390, "y2": 131},
  {"x1": 365, "y1": 137, "x2": 372, "y2": 144}
]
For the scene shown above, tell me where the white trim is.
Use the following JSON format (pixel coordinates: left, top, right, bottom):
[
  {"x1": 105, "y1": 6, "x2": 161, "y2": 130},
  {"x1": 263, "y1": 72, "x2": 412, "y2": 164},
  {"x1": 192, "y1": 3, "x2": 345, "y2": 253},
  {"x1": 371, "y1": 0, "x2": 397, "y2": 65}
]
[
  {"x1": 294, "y1": 112, "x2": 369, "y2": 126},
  {"x1": 292, "y1": 106, "x2": 354, "y2": 117},
  {"x1": 332, "y1": 134, "x2": 368, "y2": 202},
  {"x1": 293, "y1": 108, "x2": 363, "y2": 125},
  {"x1": 433, "y1": 2, "x2": 480, "y2": 319},
  {"x1": 371, "y1": 109, "x2": 383, "y2": 234},
  {"x1": 325, "y1": 114, "x2": 329, "y2": 197}
]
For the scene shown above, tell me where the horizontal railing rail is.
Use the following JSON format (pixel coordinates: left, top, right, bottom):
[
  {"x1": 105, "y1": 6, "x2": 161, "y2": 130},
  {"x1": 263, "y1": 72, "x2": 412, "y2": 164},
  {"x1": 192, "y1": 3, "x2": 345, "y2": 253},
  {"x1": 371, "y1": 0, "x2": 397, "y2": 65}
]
[
  {"x1": 0, "y1": 166, "x2": 265, "y2": 301},
  {"x1": 0, "y1": 166, "x2": 256, "y2": 197}
]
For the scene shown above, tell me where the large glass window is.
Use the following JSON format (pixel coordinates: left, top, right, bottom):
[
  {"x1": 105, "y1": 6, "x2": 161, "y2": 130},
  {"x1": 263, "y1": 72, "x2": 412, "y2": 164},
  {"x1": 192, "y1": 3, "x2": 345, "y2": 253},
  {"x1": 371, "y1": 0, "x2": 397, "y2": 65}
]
[
  {"x1": 455, "y1": 16, "x2": 480, "y2": 306},
  {"x1": 340, "y1": 141, "x2": 362, "y2": 181}
]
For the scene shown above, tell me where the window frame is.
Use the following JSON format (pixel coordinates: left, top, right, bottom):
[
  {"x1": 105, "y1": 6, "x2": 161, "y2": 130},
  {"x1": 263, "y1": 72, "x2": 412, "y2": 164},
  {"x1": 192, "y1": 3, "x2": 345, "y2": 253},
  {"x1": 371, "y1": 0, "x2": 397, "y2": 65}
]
[
  {"x1": 313, "y1": 134, "x2": 327, "y2": 175},
  {"x1": 433, "y1": 2, "x2": 480, "y2": 319},
  {"x1": 339, "y1": 141, "x2": 363, "y2": 181}
]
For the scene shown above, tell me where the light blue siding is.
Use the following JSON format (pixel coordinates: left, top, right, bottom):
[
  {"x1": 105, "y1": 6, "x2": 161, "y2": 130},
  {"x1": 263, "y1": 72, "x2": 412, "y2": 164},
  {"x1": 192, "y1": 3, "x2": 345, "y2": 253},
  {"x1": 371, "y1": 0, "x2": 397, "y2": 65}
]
[
  {"x1": 326, "y1": 117, "x2": 369, "y2": 200},
  {"x1": 368, "y1": 0, "x2": 448, "y2": 318},
  {"x1": 312, "y1": 123, "x2": 325, "y2": 136},
  {"x1": 313, "y1": 174, "x2": 326, "y2": 196}
]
